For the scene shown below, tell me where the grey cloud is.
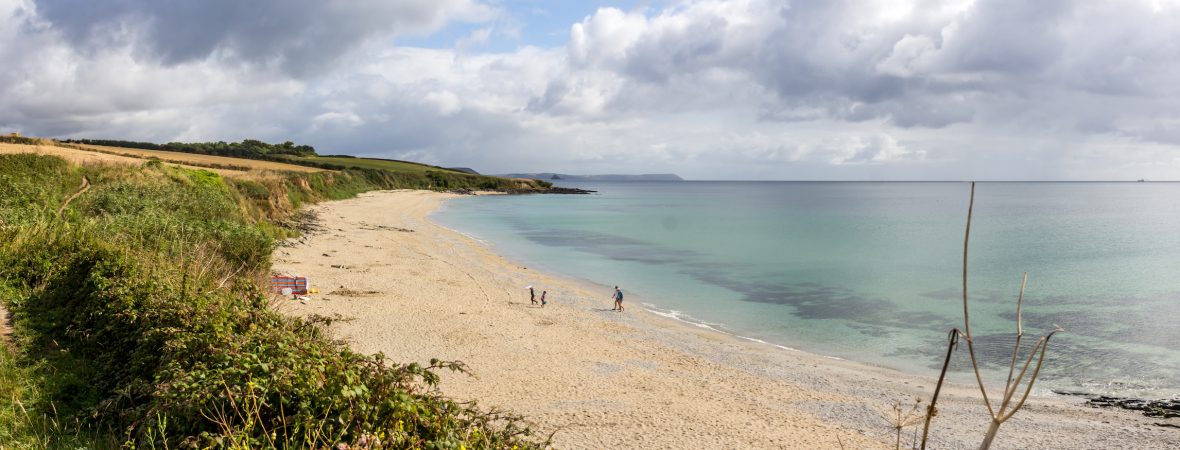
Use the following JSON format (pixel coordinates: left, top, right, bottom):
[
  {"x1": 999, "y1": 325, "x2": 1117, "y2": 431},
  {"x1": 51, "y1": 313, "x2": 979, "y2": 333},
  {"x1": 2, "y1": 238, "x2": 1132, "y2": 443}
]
[
  {"x1": 535, "y1": 0, "x2": 1180, "y2": 133},
  {"x1": 32, "y1": 0, "x2": 491, "y2": 77},
  {"x1": 739, "y1": 0, "x2": 1071, "y2": 125},
  {"x1": 1057, "y1": 4, "x2": 1180, "y2": 98},
  {"x1": 753, "y1": 2, "x2": 904, "y2": 102},
  {"x1": 525, "y1": 79, "x2": 571, "y2": 114},
  {"x1": 0, "y1": 0, "x2": 491, "y2": 137},
  {"x1": 533, "y1": 1, "x2": 937, "y2": 124},
  {"x1": 620, "y1": 14, "x2": 728, "y2": 84},
  {"x1": 862, "y1": 97, "x2": 976, "y2": 129},
  {"x1": 932, "y1": 0, "x2": 1071, "y2": 75},
  {"x1": 1121, "y1": 123, "x2": 1180, "y2": 146}
]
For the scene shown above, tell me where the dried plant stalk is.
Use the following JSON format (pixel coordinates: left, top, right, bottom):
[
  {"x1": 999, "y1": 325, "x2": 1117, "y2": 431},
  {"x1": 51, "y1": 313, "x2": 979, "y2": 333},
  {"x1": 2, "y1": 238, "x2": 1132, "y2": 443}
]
[
  {"x1": 883, "y1": 399, "x2": 923, "y2": 449},
  {"x1": 919, "y1": 329, "x2": 959, "y2": 450},
  {"x1": 921, "y1": 182, "x2": 1065, "y2": 450}
]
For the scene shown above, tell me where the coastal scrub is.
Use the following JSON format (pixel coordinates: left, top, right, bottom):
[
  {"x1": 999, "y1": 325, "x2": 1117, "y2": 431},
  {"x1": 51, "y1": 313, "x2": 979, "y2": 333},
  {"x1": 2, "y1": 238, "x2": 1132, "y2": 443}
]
[{"x1": 0, "y1": 153, "x2": 546, "y2": 448}]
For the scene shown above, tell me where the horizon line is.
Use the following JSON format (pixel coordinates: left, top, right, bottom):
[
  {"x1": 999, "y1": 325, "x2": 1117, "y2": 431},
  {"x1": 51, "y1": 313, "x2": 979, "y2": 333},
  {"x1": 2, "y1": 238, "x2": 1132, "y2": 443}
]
[{"x1": 559, "y1": 179, "x2": 1176, "y2": 183}]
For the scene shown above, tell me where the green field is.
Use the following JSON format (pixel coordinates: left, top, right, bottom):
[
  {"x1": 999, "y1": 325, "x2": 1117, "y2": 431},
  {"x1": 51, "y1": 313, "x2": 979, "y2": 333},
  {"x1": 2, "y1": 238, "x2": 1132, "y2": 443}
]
[
  {"x1": 53, "y1": 138, "x2": 512, "y2": 182},
  {"x1": 47, "y1": 137, "x2": 550, "y2": 192},
  {"x1": 282, "y1": 155, "x2": 470, "y2": 174}
]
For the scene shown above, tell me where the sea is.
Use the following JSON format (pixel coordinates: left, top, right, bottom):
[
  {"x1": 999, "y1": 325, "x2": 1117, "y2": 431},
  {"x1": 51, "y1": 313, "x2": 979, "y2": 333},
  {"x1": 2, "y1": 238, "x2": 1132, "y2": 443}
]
[{"x1": 431, "y1": 181, "x2": 1180, "y2": 400}]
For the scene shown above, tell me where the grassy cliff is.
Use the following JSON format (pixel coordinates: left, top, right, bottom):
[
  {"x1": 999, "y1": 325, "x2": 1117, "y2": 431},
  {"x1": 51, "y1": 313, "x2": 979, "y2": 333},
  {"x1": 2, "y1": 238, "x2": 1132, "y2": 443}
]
[
  {"x1": 0, "y1": 153, "x2": 546, "y2": 449},
  {"x1": 57, "y1": 138, "x2": 554, "y2": 193}
]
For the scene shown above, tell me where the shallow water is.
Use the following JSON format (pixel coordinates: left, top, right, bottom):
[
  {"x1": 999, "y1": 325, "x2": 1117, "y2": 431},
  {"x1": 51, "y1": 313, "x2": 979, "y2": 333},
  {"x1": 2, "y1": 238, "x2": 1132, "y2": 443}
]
[{"x1": 432, "y1": 181, "x2": 1180, "y2": 398}]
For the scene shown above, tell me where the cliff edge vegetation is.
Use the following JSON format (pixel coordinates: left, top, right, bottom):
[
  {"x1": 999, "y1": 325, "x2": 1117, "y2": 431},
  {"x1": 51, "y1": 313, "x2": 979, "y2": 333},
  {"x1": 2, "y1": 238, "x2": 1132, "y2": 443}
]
[
  {"x1": 0, "y1": 152, "x2": 547, "y2": 449},
  {"x1": 56, "y1": 138, "x2": 554, "y2": 192}
]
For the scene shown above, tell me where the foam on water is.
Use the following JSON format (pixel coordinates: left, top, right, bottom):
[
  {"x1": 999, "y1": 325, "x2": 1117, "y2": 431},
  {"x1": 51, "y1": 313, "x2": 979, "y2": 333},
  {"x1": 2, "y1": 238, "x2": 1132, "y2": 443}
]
[
  {"x1": 642, "y1": 302, "x2": 830, "y2": 356},
  {"x1": 641, "y1": 302, "x2": 823, "y2": 355}
]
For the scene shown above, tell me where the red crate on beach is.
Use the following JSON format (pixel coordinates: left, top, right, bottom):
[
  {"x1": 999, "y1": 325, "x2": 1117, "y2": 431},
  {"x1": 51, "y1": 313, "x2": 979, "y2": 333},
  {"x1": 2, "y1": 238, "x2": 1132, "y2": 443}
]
[{"x1": 271, "y1": 275, "x2": 308, "y2": 295}]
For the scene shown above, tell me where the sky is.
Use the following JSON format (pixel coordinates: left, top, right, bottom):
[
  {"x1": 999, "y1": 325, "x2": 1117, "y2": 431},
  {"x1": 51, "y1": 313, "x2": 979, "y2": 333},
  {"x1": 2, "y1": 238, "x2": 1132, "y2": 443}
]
[{"x1": 2, "y1": 0, "x2": 1179, "y2": 180}]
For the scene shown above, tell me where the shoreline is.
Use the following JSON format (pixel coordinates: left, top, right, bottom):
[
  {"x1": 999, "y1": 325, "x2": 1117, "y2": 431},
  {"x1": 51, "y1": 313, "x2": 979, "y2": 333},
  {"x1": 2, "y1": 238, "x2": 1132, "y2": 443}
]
[{"x1": 273, "y1": 190, "x2": 1177, "y2": 449}]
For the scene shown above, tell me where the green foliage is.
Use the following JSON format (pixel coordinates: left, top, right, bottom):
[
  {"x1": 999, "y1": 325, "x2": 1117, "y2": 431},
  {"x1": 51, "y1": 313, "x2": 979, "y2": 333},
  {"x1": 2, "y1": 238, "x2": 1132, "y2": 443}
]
[
  {"x1": 0, "y1": 341, "x2": 122, "y2": 449},
  {"x1": 184, "y1": 168, "x2": 224, "y2": 189},
  {"x1": 0, "y1": 154, "x2": 79, "y2": 228},
  {"x1": 62, "y1": 137, "x2": 553, "y2": 192},
  {"x1": 0, "y1": 135, "x2": 41, "y2": 145},
  {"x1": 282, "y1": 155, "x2": 461, "y2": 174},
  {"x1": 63, "y1": 138, "x2": 318, "y2": 158},
  {"x1": 227, "y1": 178, "x2": 270, "y2": 200},
  {"x1": 0, "y1": 154, "x2": 546, "y2": 449},
  {"x1": 72, "y1": 165, "x2": 274, "y2": 271}
]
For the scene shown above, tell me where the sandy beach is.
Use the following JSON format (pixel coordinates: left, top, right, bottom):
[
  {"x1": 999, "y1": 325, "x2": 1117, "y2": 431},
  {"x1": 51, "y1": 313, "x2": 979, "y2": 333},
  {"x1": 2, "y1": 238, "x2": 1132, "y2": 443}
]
[{"x1": 272, "y1": 190, "x2": 1178, "y2": 449}]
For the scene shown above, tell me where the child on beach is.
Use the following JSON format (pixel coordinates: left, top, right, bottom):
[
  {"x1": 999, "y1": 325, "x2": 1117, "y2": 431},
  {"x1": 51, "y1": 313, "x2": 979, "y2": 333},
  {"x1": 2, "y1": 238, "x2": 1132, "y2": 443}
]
[{"x1": 540, "y1": 291, "x2": 547, "y2": 307}]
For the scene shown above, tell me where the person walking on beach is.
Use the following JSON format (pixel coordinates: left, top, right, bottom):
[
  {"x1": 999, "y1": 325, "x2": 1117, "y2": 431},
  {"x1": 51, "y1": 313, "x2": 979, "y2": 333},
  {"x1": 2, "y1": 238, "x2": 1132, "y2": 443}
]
[
  {"x1": 528, "y1": 286, "x2": 537, "y2": 305},
  {"x1": 611, "y1": 286, "x2": 624, "y2": 312},
  {"x1": 540, "y1": 290, "x2": 547, "y2": 307}
]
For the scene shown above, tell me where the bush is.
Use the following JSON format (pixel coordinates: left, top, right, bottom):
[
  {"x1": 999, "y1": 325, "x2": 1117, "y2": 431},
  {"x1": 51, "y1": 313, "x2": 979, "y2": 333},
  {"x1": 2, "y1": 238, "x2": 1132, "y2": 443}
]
[{"x1": 0, "y1": 154, "x2": 545, "y2": 448}]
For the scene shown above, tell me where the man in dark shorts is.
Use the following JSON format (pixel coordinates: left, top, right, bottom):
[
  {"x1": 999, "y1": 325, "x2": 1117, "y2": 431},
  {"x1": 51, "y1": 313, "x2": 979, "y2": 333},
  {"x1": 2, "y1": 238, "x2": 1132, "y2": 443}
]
[
  {"x1": 611, "y1": 286, "x2": 624, "y2": 311},
  {"x1": 529, "y1": 286, "x2": 537, "y2": 305}
]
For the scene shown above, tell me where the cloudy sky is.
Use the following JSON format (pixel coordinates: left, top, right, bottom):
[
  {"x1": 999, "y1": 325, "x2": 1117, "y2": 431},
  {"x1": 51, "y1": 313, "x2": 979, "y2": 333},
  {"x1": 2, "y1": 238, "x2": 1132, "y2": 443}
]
[{"x1": 2, "y1": 0, "x2": 1179, "y2": 180}]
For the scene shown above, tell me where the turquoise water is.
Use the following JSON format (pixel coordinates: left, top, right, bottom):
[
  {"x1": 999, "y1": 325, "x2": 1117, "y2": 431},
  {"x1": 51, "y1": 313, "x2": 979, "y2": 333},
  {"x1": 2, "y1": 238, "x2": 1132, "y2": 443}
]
[{"x1": 432, "y1": 182, "x2": 1180, "y2": 398}]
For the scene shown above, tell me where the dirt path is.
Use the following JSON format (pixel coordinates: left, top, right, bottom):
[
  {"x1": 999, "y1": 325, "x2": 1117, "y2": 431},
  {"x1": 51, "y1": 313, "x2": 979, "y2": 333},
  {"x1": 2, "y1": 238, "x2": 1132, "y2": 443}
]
[
  {"x1": 57, "y1": 175, "x2": 90, "y2": 218},
  {"x1": 0, "y1": 302, "x2": 11, "y2": 350}
]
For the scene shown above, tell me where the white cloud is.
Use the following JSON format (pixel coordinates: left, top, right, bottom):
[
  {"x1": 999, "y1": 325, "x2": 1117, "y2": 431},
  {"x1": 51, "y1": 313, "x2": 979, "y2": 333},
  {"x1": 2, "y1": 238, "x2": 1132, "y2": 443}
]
[
  {"x1": 875, "y1": 34, "x2": 937, "y2": 77},
  {"x1": 32, "y1": 0, "x2": 496, "y2": 76},
  {"x1": 835, "y1": 134, "x2": 924, "y2": 165},
  {"x1": 2, "y1": 0, "x2": 1180, "y2": 179},
  {"x1": 311, "y1": 112, "x2": 364, "y2": 129}
]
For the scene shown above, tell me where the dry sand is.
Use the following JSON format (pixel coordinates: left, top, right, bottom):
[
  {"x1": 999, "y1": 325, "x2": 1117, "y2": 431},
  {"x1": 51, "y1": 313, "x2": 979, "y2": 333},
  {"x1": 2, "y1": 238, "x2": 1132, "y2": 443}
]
[{"x1": 273, "y1": 190, "x2": 1179, "y2": 449}]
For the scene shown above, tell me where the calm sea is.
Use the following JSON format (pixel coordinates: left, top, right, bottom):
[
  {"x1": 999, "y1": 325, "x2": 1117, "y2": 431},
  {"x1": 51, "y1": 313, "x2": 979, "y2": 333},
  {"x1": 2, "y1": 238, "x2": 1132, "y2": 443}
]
[{"x1": 432, "y1": 182, "x2": 1180, "y2": 399}]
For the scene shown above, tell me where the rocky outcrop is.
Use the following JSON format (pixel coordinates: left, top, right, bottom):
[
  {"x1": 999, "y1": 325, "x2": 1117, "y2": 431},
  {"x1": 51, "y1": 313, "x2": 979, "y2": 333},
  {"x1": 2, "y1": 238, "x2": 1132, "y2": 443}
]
[
  {"x1": 542, "y1": 186, "x2": 596, "y2": 194},
  {"x1": 1055, "y1": 390, "x2": 1180, "y2": 422}
]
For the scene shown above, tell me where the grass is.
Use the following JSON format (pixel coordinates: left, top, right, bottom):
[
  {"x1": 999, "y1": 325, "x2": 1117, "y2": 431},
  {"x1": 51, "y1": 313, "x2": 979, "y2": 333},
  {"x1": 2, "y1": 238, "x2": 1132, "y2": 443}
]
[
  {"x1": 280, "y1": 155, "x2": 464, "y2": 174},
  {"x1": 55, "y1": 139, "x2": 553, "y2": 192},
  {"x1": 0, "y1": 342, "x2": 125, "y2": 450},
  {"x1": 0, "y1": 153, "x2": 547, "y2": 449},
  {"x1": 68, "y1": 143, "x2": 323, "y2": 173}
]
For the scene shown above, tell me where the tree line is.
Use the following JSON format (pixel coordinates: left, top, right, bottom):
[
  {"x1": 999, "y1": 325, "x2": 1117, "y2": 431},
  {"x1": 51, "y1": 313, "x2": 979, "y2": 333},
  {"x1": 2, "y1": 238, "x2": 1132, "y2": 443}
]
[{"x1": 63, "y1": 138, "x2": 318, "y2": 158}]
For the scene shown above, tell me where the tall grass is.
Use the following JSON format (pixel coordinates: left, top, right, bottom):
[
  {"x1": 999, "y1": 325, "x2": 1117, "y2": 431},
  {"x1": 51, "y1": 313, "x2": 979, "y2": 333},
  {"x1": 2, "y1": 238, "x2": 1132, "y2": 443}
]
[{"x1": 0, "y1": 154, "x2": 546, "y2": 448}]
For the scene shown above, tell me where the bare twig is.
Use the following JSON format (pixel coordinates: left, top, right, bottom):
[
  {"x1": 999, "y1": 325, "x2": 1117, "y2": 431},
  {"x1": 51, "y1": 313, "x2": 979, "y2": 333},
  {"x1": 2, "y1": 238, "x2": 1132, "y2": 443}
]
[{"x1": 919, "y1": 328, "x2": 960, "y2": 450}]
